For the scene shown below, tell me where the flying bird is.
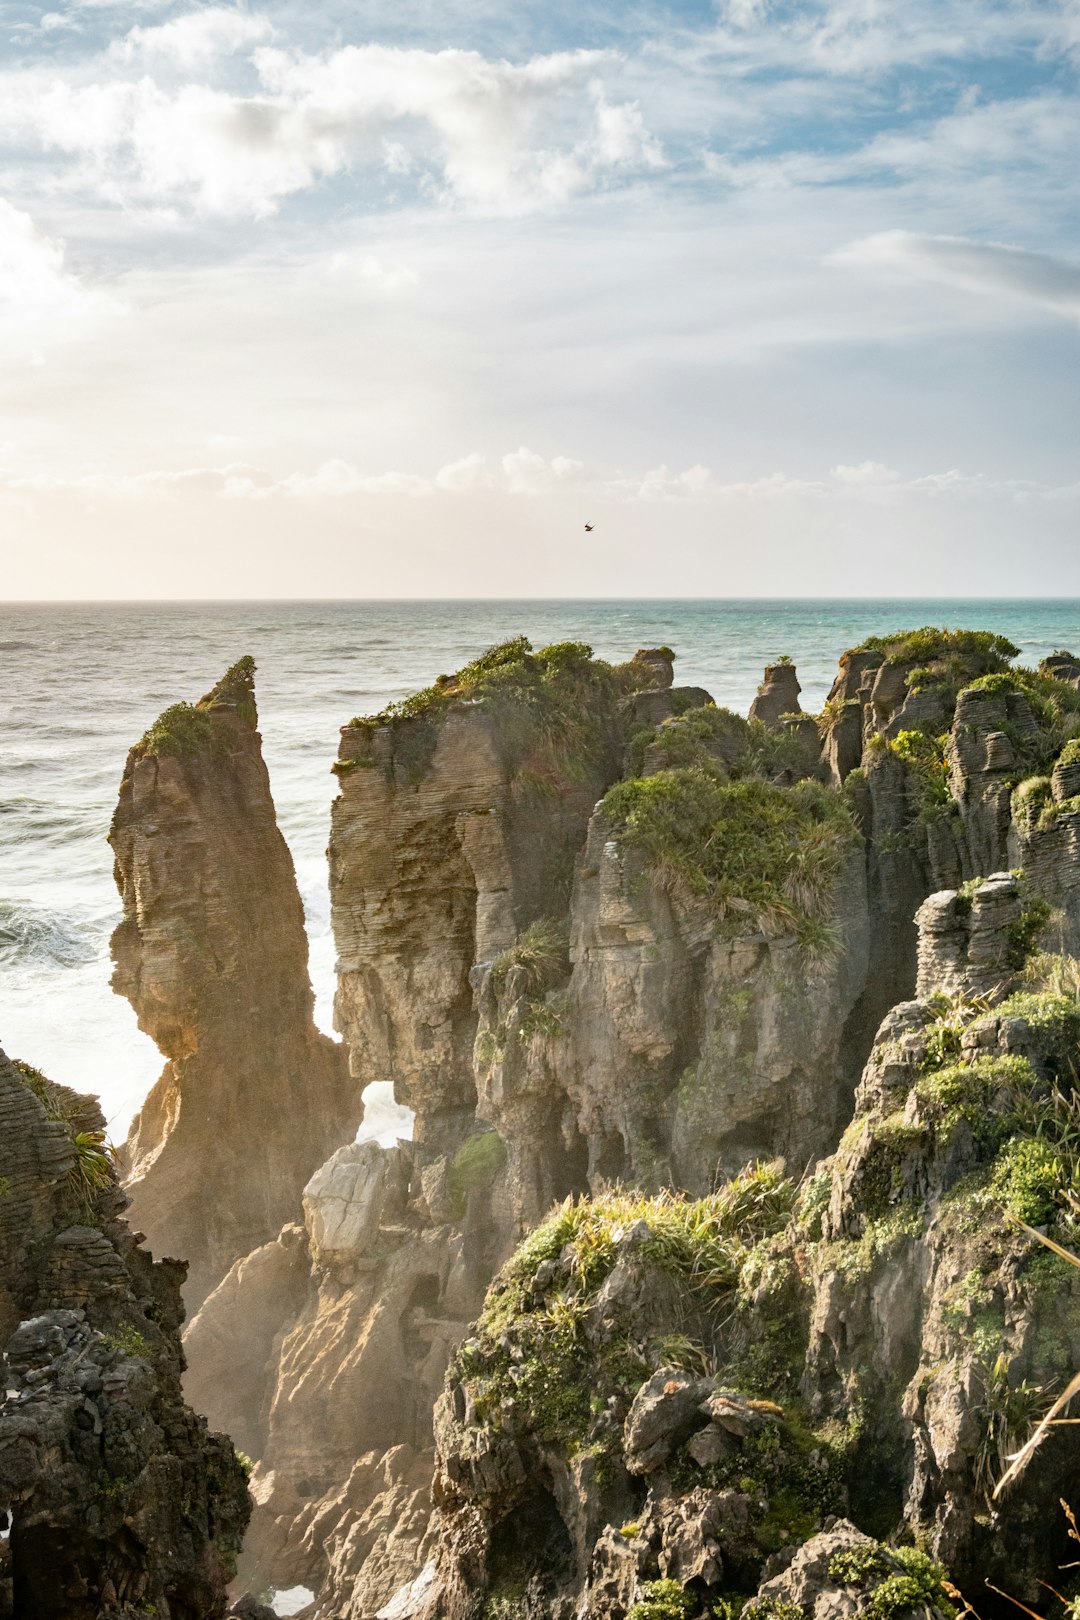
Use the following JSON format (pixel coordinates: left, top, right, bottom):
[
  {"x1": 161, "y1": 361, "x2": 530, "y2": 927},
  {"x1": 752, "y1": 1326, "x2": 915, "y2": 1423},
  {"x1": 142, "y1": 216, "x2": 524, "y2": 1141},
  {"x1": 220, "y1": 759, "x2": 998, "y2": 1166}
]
[{"x1": 584, "y1": 522, "x2": 594, "y2": 532}]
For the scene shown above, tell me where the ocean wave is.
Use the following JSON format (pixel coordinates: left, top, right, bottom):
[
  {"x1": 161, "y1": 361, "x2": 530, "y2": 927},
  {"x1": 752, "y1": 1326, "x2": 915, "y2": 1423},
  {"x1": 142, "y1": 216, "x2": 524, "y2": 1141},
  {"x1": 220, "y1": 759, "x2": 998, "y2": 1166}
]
[{"x1": 0, "y1": 900, "x2": 99, "y2": 968}]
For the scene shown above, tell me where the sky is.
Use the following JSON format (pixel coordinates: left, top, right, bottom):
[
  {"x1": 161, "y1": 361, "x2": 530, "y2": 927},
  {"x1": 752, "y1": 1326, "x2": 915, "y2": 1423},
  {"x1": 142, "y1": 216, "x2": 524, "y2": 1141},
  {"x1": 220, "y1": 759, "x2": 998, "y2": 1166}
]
[{"x1": 1, "y1": 0, "x2": 1079, "y2": 598}]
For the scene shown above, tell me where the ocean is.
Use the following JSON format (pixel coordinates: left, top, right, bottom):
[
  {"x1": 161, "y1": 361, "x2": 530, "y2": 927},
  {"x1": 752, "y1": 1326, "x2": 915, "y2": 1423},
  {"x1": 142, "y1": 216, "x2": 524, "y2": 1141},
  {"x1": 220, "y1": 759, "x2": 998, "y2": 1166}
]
[{"x1": 2, "y1": 598, "x2": 1078, "y2": 1141}]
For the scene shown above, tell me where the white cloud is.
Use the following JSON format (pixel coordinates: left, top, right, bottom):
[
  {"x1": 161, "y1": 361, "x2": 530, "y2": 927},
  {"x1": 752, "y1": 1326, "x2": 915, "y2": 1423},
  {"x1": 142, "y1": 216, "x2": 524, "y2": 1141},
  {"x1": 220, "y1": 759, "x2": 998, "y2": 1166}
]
[
  {"x1": 830, "y1": 460, "x2": 901, "y2": 485},
  {"x1": 501, "y1": 446, "x2": 584, "y2": 493},
  {"x1": 277, "y1": 459, "x2": 428, "y2": 497},
  {"x1": 110, "y1": 8, "x2": 275, "y2": 69},
  {"x1": 832, "y1": 231, "x2": 1080, "y2": 322},
  {"x1": 0, "y1": 42, "x2": 663, "y2": 218},
  {"x1": 12, "y1": 452, "x2": 1074, "y2": 510},
  {"x1": 435, "y1": 453, "x2": 494, "y2": 491},
  {"x1": 0, "y1": 198, "x2": 113, "y2": 351}
]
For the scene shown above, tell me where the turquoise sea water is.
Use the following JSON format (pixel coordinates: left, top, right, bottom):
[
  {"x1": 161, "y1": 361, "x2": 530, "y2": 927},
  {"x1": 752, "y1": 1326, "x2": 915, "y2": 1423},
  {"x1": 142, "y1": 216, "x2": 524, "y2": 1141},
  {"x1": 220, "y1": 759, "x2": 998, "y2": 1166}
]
[{"x1": 2, "y1": 598, "x2": 1078, "y2": 1135}]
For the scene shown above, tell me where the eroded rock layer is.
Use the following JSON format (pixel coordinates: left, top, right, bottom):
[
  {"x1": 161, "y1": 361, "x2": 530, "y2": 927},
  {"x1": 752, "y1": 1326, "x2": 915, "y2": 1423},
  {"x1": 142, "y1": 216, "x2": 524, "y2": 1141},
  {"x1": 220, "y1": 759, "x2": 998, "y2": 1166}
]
[
  {"x1": 110, "y1": 657, "x2": 357, "y2": 1310},
  {"x1": 422, "y1": 881, "x2": 1080, "y2": 1616},
  {"x1": 0, "y1": 1047, "x2": 249, "y2": 1619},
  {"x1": 115, "y1": 628, "x2": 1080, "y2": 1617}
]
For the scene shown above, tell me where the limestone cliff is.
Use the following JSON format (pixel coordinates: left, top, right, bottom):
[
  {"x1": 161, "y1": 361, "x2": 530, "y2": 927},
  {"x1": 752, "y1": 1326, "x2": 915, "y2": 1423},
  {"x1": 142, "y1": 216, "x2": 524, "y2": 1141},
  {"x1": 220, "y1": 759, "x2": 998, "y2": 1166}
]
[
  {"x1": 421, "y1": 879, "x2": 1080, "y2": 1616},
  {"x1": 186, "y1": 639, "x2": 877, "y2": 1613},
  {"x1": 110, "y1": 656, "x2": 357, "y2": 1310},
  {"x1": 0, "y1": 1047, "x2": 249, "y2": 1619},
  {"x1": 114, "y1": 627, "x2": 1080, "y2": 1618}
]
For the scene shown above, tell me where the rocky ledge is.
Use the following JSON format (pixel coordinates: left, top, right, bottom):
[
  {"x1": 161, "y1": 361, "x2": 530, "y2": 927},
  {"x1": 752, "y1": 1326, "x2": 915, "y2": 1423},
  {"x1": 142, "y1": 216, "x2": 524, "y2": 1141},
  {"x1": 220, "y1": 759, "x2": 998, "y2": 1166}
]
[{"x1": 0, "y1": 1045, "x2": 250, "y2": 1619}]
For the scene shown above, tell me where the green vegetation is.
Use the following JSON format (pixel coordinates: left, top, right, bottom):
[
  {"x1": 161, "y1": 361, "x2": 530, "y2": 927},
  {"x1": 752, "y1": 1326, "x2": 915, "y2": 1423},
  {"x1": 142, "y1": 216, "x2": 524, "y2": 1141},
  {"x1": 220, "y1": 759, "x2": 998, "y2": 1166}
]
[
  {"x1": 740, "y1": 1601, "x2": 804, "y2": 1620},
  {"x1": 827, "y1": 1544, "x2": 891, "y2": 1586},
  {"x1": 13, "y1": 1060, "x2": 116, "y2": 1213},
  {"x1": 454, "y1": 1169, "x2": 798, "y2": 1478},
  {"x1": 637, "y1": 705, "x2": 753, "y2": 774},
  {"x1": 491, "y1": 918, "x2": 569, "y2": 999},
  {"x1": 348, "y1": 636, "x2": 630, "y2": 785},
  {"x1": 991, "y1": 1137, "x2": 1068, "y2": 1227},
  {"x1": 957, "y1": 666, "x2": 1080, "y2": 773},
  {"x1": 997, "y1": 990, "x2": 1080, "y2": 1078},
  {"x1": 851, "y1": 626, "x2": 1017, "y2": 673},
  {"x1": 139, "y1": 701, "x2": 214, "y2": 758},
  {"x1": 886, "y1": 729, "x2": 952, "y2": 819},
  {"x1": 136, "y1": 656, "x2": 257, "y2": 757},
  {"x1": 627, "y1": 1580, "x2": 695, "y2": 1620},
  {"x1": 101, "y1": 1321, "x2": 151, "y2": 1358},
  {"x1": 206, "y1": 654, "x2": 257, "y2": 724},
  {"x1": 864, "y1": 1548, "x2": 956, "y2": 1620},
  {"x1": 68, "y1": 1130, "x2": 114, "y2": 1210},
  {"x1": 447, "y1": 1132, "x2": 507, "y2": 1219},
  {"x1": 600, "y1": 772, "x2": 856, "y2": 940},
  {"x1": 1012, "y1": 775, "x2": 1054, "y2": 832}
]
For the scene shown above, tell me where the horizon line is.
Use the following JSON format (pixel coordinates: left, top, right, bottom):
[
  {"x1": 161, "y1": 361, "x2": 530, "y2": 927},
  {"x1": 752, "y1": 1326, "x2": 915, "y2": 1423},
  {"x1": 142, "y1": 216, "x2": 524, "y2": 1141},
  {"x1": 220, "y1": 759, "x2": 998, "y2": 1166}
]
[{"x1": 4, "y1": 595, "x2": 1080, "y2": 608}]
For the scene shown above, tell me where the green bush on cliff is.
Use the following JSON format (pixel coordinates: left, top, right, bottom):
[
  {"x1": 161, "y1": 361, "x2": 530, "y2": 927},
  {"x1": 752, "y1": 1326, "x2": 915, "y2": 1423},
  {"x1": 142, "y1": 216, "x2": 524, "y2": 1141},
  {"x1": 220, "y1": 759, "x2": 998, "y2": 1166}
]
[
  {"x1": 991, "y1": 1137, "x2": 1072, "y2": 1228},
  {"x1": 491, "y1": 918, "x2": 570, "y2": 998},
  {"x1": 959, "y1": 667, "x2": 1080, "y2": 769},
  {"x1": 887, "y1": 729, "x2": 952, "y2": 819},
  {"x1": 853, "y1": 627, "x2": 1018, "y2": 669},
  {"x1": 997, "y1": 991, "x2": 1080, "y2": 1079},
  {"x1": 600, "y1": 769, "x2": 855, "y2": 938},
  {"x1": 459, "y1": 1171, "x2": 798, "y2": 1444},
  {"x1": 205, "y1": 654, "x2": 257, "y2": 726},
  {"x1": 864, "y1": 1548, "x2": 957, "y2": 1620},
  {"x1": 1012, "y1": 775, "x2": 1054, "y2": 832},
  {"x1": 627, "y1": 1580, "x2": 694, "y2": 1620},
  {"x1": 349, "y1": 636, "x2": 627, "y2": 785},
  {"x1": 638, "y1": 705, "x2": 754, "y2": 775},
  {"x1": 448, "y1": 1132, "x2": 507, "y2": 1218},
  {"x1": 139, "y1": 701, "x2": 214, "y2": 759}
]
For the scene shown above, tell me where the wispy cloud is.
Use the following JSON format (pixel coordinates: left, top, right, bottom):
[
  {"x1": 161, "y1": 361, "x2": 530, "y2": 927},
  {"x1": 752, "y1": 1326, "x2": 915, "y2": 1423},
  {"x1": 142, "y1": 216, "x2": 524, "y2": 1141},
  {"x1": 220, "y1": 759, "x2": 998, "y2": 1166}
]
[
  {"x1": 8, "y1": 452, "x2": 1078, "y2": 508},
  {"x1": 832, "y1": 231, "x2": 1080, "y2": 322},
  {"x1": 109, "y1": 8, "x2": 276, "y2": 69}
]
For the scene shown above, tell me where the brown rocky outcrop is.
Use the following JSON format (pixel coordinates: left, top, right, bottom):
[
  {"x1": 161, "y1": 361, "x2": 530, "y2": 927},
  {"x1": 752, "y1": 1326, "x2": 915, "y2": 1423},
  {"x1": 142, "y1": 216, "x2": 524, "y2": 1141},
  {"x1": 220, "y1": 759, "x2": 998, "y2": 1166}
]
[
  {"x1": 328, "y1": 643, "x2": 629, "y2": 1155},
  {"x1": 110, "y1": 656, "x2": 357, "y2": 1310},
  {"x1": 472, "y1": 808, "x2": 870, "y2": 1209},
  {"x1": 98, "y1": 626, "x2": 1080, "y2": 1617},
  {"x1": 414, "y1": 878, "x2": 1079, "y2": 1618},
  {"x1": 748, "y1": 660, "x2": 801, "y2": 728},
  {"x1": 0, "y1": 1047, "x2": 249, "y2": 1619}
]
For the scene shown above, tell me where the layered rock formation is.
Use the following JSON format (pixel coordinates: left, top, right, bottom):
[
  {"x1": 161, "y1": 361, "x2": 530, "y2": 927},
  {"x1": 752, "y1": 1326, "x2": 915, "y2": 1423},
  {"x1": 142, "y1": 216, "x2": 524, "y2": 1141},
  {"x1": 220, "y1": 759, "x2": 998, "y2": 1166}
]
[
  {"x1": 0, "y1": 1047, "x2": 249, "y2": 1619},
  {"x1": 110, "y1": 657, "x2": 357, "y2": 1309},
  {"x1": 176, "y1": 641, "x2": 878, "y2": 1610},
  {"x1": 421, "y1": 882, "x2": 1080, "y2": 1615},
  {"x1": 106, "y1": 627, "x2": 1080, "y2": 1618}
]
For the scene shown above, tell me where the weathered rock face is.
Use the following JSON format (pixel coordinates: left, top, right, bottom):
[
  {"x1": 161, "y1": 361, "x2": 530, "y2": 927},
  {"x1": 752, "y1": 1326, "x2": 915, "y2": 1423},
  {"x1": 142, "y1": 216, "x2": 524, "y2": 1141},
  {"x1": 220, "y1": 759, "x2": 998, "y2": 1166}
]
[
  {"x1": 816, "y1": 629, "x2": 1080, "y2": 1053},
  {"x1": 0, "y1": 1047, "x2": 249, "y2": 1620},
  {"x1": 186, "y1": 1130, "x2": 495, "y2": 1614},
  {"x1": 328, "y1": 643, "x2": 631, "y2": 1154},
  {"x1": 748, "y1": 661, "x2": 801, "y2": 729},
  {"x1": 107, "y1": 626, "x2": 1080, "y2": 1618},
  {"x1": 472, "y1": 812, "x2": 869, "y2": 1215},
  {"x1": 110, "y1": 656, "x2": 357, "y2": 1310},
  {"x1": 417, "y1": 881, "x2": 1080, "y2": 1618}
]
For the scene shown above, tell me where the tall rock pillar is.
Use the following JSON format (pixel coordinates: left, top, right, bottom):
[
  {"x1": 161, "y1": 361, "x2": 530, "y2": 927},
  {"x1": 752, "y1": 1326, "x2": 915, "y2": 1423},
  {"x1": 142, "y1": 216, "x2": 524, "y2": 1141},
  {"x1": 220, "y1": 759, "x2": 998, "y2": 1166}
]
[{"x1": 110, "y1": 656, "x2": 359, "y2": 1310}]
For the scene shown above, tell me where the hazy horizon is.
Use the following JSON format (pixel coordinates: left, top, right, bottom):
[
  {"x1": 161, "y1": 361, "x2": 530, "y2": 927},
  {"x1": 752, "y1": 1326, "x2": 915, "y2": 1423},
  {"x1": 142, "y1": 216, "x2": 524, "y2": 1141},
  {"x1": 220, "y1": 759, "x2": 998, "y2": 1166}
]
[{"x1": 6, "y1": 593, "x2": 1080, "y2": 606}]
